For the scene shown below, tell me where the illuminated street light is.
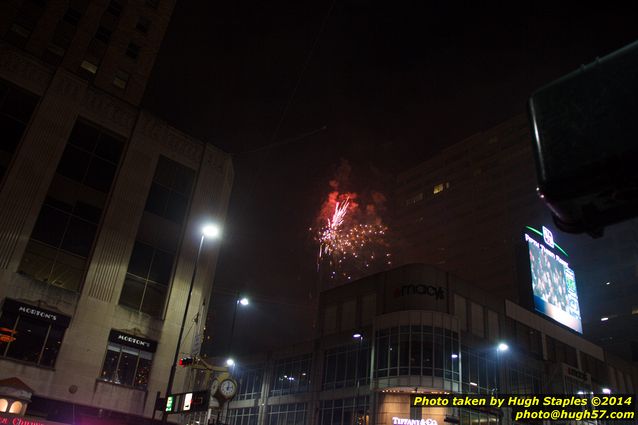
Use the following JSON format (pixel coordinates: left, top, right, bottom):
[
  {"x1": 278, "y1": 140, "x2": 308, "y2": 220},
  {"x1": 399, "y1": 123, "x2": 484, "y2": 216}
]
[
  {"x1": 451, "y1": 354, "x2": 459, "y2": 359},
  {"x1": 602, "y1": 388, "x2": 611, "y2": 394},
  {"x1": 353, "y1": 333, "x2": 362, "y2": 339},
  {"x1": 601, "y1": 317, "x2": 609, "y2": 322},
  {"x1": 202, "y1": 224, "x2": 221, "y2": 238},
  {"x1": 226, "y1": 358, "x2": 235, "y2": 367},
  {"x1": 163, "y1": 223, "x2": 222, "y2": 423},
  {"x1": 497, "y1": 343, "x2": 509, "y2": 352},
  {"x1": 239, "y1": 297, "x2": 250, "y2": 306}
]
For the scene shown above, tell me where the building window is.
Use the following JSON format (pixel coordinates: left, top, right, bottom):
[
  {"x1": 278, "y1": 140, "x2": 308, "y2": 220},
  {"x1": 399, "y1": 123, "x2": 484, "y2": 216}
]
[
  {"x1": 236, "y1": 365, "x2": 264, "y2": 400},
  {"x1": 546, "y1": 335, "x2": 578, "y2": 367},
  {"x1": 0, "y1": 80, "x2": 39, "y2": 180},
  {"x1": 461, "y1": 345, "x2": 498, "y2": 394},
  {"x1": 80, "y1": 59, "x2": 98, "y2": 75},
  {"x1": 107, "y1": 0, "x2": 124, "y2": 17},
  {"x1": 323, "y1": 341, "x2": 370, "y2": 390},
  {"x1": 19, "y1": 121, "x2": 124, "y2": 292},
  {"x1": 119, "y1": 156, "x2": 195, "y2": 317},
  {"x1": 374, "y1": 326, "x2": 460, "y2": 383},
  {"x1": 99, "y1": 330, "x2": 156, "y2": 389},
  {"x1": 5, "y1": 0, "x2": 47, "y2": 48},
  {"x1": 270, "y1": 354, "x2": 312, "y2": 396},
  {"x1": 405, "y1": 192, "x2": 423, "y2": 206},
  {"x1": 95, "y1": 26, "x2": 112, "y2": 43},
  {"x1": 0, "y1": 299, "x2": 71, "y2": 368},
  {"x1": 433, "y1": 182, "x2": 450, "y2": 195},
  {"x1": 125, "y1": 43, "x2": 140, "y2": 60},
  {"x1": 113, "y1": 69, "x2": 129, "y2": 89},
  {"x1": 136, "y1": 16, "x2": 151, "y2": 34},
  {"x1": 508, "y1": 361, "x2": 542, "y2": 394},
  {"x1": 63, "y1": 8, "x2": 83, "y2": 26},
  {"x1": 228, "y1": 407, "x2": 258, "y2": 425},
  {"x1": 319, "y1": 398, "x2": 369, "y2": 425},
  {"x1": 267, "y1": 403, "x2": 306, "y2": 425}
]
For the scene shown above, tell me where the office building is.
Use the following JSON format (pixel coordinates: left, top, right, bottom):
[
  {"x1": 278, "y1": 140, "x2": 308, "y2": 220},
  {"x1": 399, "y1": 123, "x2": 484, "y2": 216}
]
[
  {"x1": 393, "y1": 114, "x2": 638, "y2": 362},
  {"x1": 0, "y1": 1, "x2": 233, "y2": 424},
  {"x1": 222, "y1": 264, "x2": 636, "y2": 425}
]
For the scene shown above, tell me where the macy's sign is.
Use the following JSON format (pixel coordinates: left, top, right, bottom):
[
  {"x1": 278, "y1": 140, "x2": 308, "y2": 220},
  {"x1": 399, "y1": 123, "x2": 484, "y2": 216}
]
[
  {"x1": 393, "y1": 284, "x2": 445, "y2": 300},
  {"x1": 392, "y1": 418, "x2": 438, "y2": 425}
]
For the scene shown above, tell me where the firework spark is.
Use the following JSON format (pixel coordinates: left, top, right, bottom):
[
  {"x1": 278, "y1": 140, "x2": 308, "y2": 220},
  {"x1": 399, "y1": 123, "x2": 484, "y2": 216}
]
[{"x1": 315, "y1": 191, "x2": 391, "y2": 283}]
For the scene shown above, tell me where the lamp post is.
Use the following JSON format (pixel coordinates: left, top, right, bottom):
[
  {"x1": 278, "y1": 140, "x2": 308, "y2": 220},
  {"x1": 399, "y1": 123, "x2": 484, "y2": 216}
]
[
  {"x1": 353, "y1": 333, "x2": 364, "y2": 425},
  {"x1": 227, "y1": 296, "x2": 249, "y2": 359},
  {"x1": 162, "y1": 224, "x2": 220, "y2": 423}
]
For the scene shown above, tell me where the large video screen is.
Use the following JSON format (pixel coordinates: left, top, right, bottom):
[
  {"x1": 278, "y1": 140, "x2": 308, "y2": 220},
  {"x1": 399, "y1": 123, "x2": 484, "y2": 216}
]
[{"x1": 525, "y1": 233, "x2": 582, "y2": 333}]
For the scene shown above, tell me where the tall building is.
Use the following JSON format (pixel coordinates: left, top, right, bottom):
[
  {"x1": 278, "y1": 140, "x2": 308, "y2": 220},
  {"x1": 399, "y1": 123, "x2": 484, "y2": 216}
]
[
  {"x1": 0, "y1": 1, "x2": 234, "y2": 424},
  {"x1": 393, "y1": 114, "x2": 638, "y2": 362},
  {"x1": 220, "y1": 264, "x2": 636, "y2": 425}
]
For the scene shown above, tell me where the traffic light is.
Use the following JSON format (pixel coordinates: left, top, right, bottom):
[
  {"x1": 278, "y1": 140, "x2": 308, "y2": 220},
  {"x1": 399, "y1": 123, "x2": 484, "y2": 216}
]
[
  {"x1": 165, "y1": 396, "x2": 174, "y2": 412},
  {"x1": 179, "y1": 357, "x2": 194, "y2": 366}
]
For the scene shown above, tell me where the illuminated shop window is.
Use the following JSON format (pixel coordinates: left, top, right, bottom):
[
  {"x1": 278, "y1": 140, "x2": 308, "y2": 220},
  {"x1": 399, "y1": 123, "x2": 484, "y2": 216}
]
[
  {"x1": 0, "y1": 299, "x2": 70, "y2": 368},
  {"x1": 227, "y1": 407, "x2": 258, "y2": 425},
  {"x1": 99, "y1": 331, "x2": 156, "y2": 389},
  {"x1": 0, "y1": 399, "x2": 8, "y2": 412},
  {"x1": 9, "y1": 401, "x2": 22, "y2": 414},
  {"x1": 319, "y1": 397, "x2": 369, "y2": 425},
  {"x1": 267, "y1": 403, "x2": 306, "y2": 425},
  {"x1": 270, "y1": 354, "x2": 312, "y2": 396},
  {"x1": 323, "y1": 341, "x2": 370, "y2": 390}
]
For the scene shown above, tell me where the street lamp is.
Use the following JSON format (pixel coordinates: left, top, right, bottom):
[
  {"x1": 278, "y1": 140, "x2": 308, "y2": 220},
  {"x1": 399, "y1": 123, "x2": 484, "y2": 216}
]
[
  {"x1": 353, "y1": 333, "x2": 364, "y2": 425},
  {"x1": 497, "y1": 343, "x2": 509, "y2": 352},
  {"x1": 162, "y1": 223, "x2": 220, "y2": 423},
  {"x1": 226, "y1": 358, "x2": 235, "y2": 367},
  {"x1": 227, "y1": 295, "x2": 250, "y2": 358}
]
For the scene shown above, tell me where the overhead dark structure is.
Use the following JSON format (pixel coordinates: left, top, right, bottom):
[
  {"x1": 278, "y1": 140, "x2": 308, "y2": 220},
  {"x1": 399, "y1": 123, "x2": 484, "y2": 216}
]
[{"x1": 528, "y1": 39, "x2": 638, "y2": 237}]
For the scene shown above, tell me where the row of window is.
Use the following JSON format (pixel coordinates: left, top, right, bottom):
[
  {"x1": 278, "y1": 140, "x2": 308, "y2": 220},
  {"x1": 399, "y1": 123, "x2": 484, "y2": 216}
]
[
  {"x1": 1, "y1": 79, "x2": 196, "y2": 317},
  {"x1": 10, "y1": 114, "x2": 195, "y2": 317},
  {"x1": 0, "y1": 299, "x2": 155, "y2": 389},
  {"x1": 4, "y1": 0, "x2": 157, "y2": 91},
  {"x1": 375, "y1": 326, "x2": 460, "y2": 379}
]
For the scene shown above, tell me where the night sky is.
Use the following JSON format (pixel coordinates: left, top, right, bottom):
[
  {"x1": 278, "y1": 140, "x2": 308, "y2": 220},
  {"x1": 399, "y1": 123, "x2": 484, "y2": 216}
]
[{"x1": 143, "y1": 2, "x2": 638, "y2": 355}]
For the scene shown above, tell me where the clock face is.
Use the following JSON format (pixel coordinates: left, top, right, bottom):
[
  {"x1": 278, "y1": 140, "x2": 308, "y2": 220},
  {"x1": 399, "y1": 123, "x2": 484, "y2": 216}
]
[
  {"x1": 219, "y1": 379, "x2": 237, "y2": 398},
  {"x1": 211, "y1": 378, "x2": 220, "y2": 395}
]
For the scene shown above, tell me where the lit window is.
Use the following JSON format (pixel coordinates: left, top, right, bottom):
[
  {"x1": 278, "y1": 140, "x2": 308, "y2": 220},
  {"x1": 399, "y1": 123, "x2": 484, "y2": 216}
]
[
  {"x1": 100, "y1": 331, "x2": 155, "y2": 389},
  {"x1": 113, "y1": 69, "x2": 129, "y2": 89},
  {"x1": 433, "y1": 183, "x2": 444, "y2": 194},
  {"x1": 9, "y1": 401, "x2": 22, "y2": 414},
  {"x1": 80, "y1": 59, "x2": 98, "y2": 75},
  {"x1": 0, "y1": 299, "x2": 70, "y2": 367},
  {"x1": 0, "y1": 399, "x2": 8, "y2": 412}
]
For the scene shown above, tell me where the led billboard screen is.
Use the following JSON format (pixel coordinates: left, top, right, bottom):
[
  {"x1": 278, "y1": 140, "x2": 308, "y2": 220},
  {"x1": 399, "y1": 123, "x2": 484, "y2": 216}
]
[{"x1": 525, "y1": 229, "x2": 582, "y2": 333}]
